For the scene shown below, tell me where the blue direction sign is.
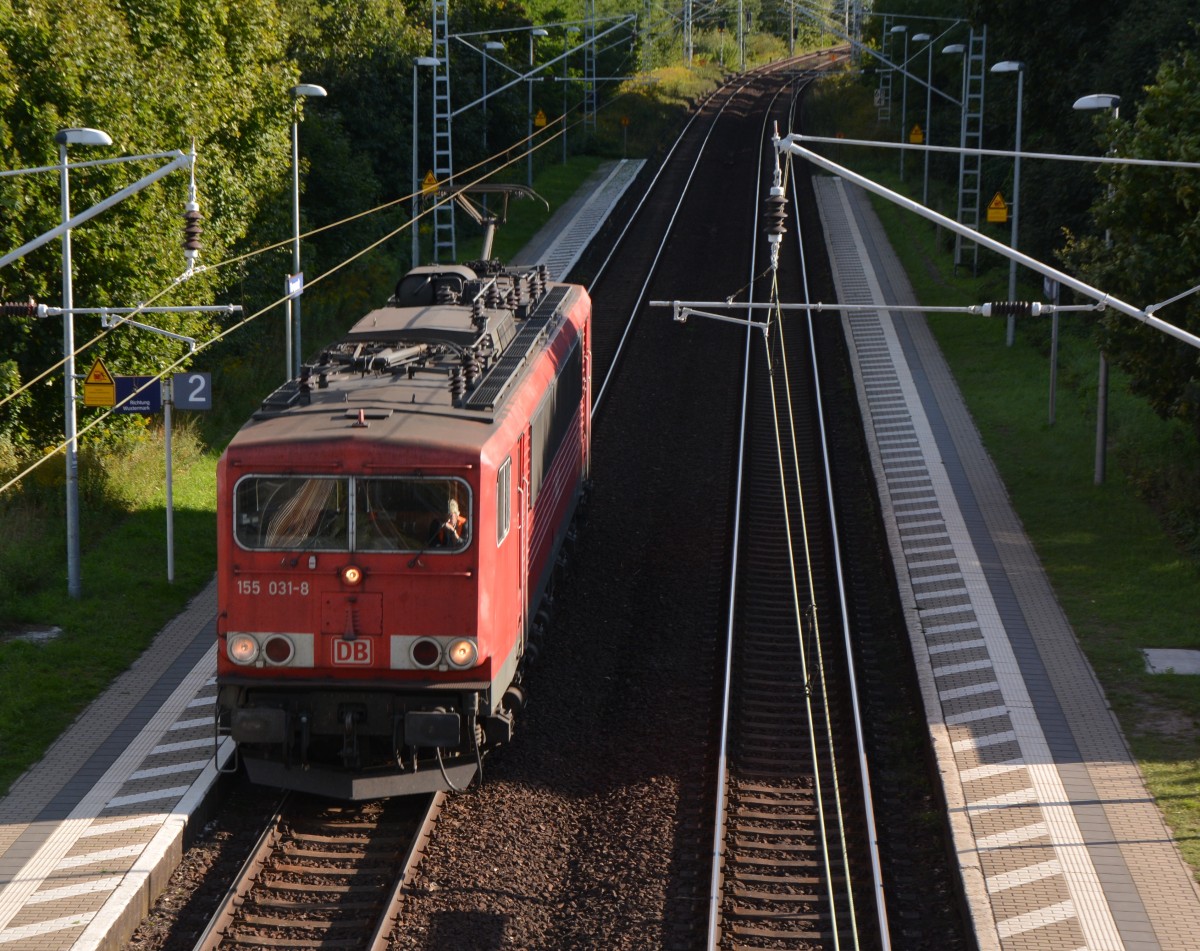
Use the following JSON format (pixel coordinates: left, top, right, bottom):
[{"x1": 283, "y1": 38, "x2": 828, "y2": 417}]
[
  {"x1": 172, "y1": 371, "x2": 213, "y2": 410},
  {"x1": 115, "y1": 376, "x2": 162, "y2": 414}
]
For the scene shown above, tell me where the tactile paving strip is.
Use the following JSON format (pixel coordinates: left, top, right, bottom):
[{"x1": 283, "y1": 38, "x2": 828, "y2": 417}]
[{"x1": 0, "y1": 582, "x2": 230, "y2": 951}]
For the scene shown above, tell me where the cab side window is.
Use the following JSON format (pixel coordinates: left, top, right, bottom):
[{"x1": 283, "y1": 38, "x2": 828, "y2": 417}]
[{"x1": 497, "y1": 457, "x2": 512, "y2": 545}]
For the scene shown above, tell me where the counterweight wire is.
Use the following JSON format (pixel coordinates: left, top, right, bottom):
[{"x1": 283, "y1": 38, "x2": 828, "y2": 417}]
[
  {"x1": 3, "y1": 40, "x2": 641, "y2": 427},
  {"x1": 0, "y1": 124, "x2": 568, "y2": 496},
  {"x1": 778, "y1": 134, "x2": 863, "y2": 944},
  {"x1": 1, "y1": 43, "x2": 651, "y2": 426},
  {"x1": 775, "y1": 94, "x2": 891, "y2": 948}
]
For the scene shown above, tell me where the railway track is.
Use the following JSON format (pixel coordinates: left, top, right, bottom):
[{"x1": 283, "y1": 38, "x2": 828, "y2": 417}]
[
  {"x1": 136, "y1": 49, "x2": 968, "y2": 951},
  {"x1": 649, "y1": 70, "x2": 889, "y2": 949},
  {"x1": 714, "y1": 217, "x2": 879, "y2": 948},
  {"x1": 166, "y1": 61, "x2": 795, "y2": 951},
  {"x1": 192, "y1": 793, "x2": 440, "y2": 950}
]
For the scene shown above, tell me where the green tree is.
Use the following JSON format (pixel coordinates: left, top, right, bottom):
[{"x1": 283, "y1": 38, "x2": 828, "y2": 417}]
[
  {"x1": 0, "y1": 0, "x2": 295, "y2": 446},
  {"x1": 1064, "y1": 38, "x2": 1200, "y2": 441},
  {"x1": 965, "y1": 0, "x2": 1200, "y2": 265}
]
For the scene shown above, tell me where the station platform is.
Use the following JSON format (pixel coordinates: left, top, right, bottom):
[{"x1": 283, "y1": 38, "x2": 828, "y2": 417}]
[
  {"x1": 814, "y1": 175, "x2": 1200, "y2": 950},
  {"x1": 0, "y1": 161, "x2": 640, "y2": 951},
  {"x1": 509, "y1": 158, "x2": 644, "y2": 281},
  {"x1": 0, "y1": 582, "x2": 231, "y2": 951},
  {"x1": 9, "y1": 148, "x2": 1192, "y2": 951}
]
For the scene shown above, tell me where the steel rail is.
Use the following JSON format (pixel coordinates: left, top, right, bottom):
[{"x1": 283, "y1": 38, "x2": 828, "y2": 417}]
[
  {"x1": 191, "y1": 792, "x2": 441, "y2": 950},
  {"x1": 191, "y1": 795, "x2": 289, "y2": 951},
  {"x1": 786, "y1": 138, "x2": 892, "y2": 951},
  {"x1": 703, "y1": 64, "x2": 872, "y2": 950},
  {"x1": 588, "y1": 56, "x2": 816, "y2": 415},
  {"x1": 700, "y1": 58, "x2": 889, "y2": 950},
  {"x1": 704, "y1": 70, "x2": 775, "y2": 951},
  {"x1": 366, "y1": 792, "x2": 445, "y2": 951},
  {"x1": 589, "y1": 73, "x2": 757, "y2": 416}
]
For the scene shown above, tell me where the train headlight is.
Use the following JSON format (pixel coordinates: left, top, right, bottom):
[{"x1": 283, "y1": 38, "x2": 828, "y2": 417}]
[
  {"x1": 228, "y1": 633, "x2": 260, "y2": 665},
  {"x1": 341, "y1": 564, "x2": 364, "y2": 586},
  {"x1": 447, "y1": 638, "x2": 478, "y2": 669}
]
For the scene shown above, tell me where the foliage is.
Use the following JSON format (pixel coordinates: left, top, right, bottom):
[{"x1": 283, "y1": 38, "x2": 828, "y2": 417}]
[
  {"x1": 0, "y1": 0, "x2": 838, "y2": 459},
  {"x1": 1061, "y1": 37, "x2": 1200, "y2": 449},
  {"x1": 958, "y1": 0, "x2": 1200, "y2": 265},
  {"x1": 0, "y1": 441, "x2": 218, "y2": 796},
  {"x1": 0, "y1": 0, "x2": 295, "y2": 447},
  {"x1": 0, "y1": 58, "x2": 721, "y2": 792},
  {"x1": 858, "y1": 2, "x2": 1200, "y2": 540}
]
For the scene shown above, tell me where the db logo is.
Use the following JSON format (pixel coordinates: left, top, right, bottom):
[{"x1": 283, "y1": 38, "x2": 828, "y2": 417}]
[{"x1": 332, "y1": 639, "x2": 372, "y2": 665}]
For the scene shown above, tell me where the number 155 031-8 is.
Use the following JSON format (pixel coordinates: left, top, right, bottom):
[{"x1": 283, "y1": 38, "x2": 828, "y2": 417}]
[{"x1": 236, "y1": 580, "x2": 310, "y2": 596}]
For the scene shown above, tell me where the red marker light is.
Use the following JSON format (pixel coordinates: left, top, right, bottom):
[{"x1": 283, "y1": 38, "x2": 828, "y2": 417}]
[
  {"x1": 411, "y1": 638, "x2": 440, "y2": 668},
  {"x1": 263, "y1": 635, "x2": 294, "y2": 665}
]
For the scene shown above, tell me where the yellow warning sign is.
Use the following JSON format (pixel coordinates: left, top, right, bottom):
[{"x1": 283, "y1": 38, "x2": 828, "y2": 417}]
[
  {"x1": 421, "y1": 170, "x2": 438, "y2": 194},
  {"x1": 83, "y1": 358, "x2": 115, "y2": 407},
  {"x1": 909, "y1": 124, "x2": 924, "y2": 145},
  {"x1": 534, "y1": 109, "x2": 547, "y2": 128},
  {"x1": 986, "y1": 192, "x2": 1008, "y2": 223},
  {"x1": 84, "y1": 358, "x2": 113, "y2": 386}
]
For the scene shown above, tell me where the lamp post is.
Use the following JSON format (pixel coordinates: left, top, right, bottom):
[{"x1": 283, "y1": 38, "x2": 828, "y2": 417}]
[
  {"x1": 528, "y1": 28, "x2": 548, "y2": 186},
  {"x1": 913, "y1": 33, "x2": 932, "y2": 206},
  {"x1": 482, "y1": 40, "x2": 505, "y2": 153},
  {"x1": 563, "y1": 26, "x2": 580, "y2": 164},
  {"x1": 412, "y1": 56, "x2": 440, "y2": 268},
  {"x1": 992, "y1": 60, "x2": 1025, "y2": 346},
  {"x1": 1074, "y1": 92, "x2": 1121, "y2": 485},
  {"x1": 289, "y1": 83, "x2": 326, "y2": 381},
  {"x1": 56, "y1": 126, "x2": 112, "y2": 599},
  {"x1": 890, "y1": 25, "x2": 908, "y2": 180}
]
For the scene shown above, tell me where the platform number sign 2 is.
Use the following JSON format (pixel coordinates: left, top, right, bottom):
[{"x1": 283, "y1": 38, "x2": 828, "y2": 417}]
[{"x1": 172, "y1": 372, "x2": 212, "y2": 410}]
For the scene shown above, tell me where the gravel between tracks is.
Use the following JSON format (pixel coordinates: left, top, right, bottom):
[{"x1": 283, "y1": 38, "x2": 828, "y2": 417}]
[
  {"x1": 125, "y1": 274, "x2": 738, "y2": 951},
  {"x1": 126, "y1": 65, "x2": 967, "y2": 951},
  {"x1": 124, "y1": 790, "x2": 278, "y2": 950}
]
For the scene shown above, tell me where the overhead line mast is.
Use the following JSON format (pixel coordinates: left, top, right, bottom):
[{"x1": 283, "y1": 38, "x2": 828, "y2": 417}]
[{"x1": 432, "y1": 0, "x2": 456, "y2": 263}]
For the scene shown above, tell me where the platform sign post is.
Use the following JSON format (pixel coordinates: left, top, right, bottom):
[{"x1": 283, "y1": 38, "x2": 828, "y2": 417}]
[
  {"x1": 164, "y1": 376, "x2": 175, "y2": 582},
  {"x1": 161, "y1": 371, "x2": 213, "y2": 582},
  {"x1": 1044, "y1": 277, "x2": 1061, "y2": 427}
]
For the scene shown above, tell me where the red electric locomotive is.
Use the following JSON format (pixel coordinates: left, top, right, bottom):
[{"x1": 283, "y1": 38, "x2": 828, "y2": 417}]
[{"x1": 215, "y1": 262, "x2": 591, "y2": 798}]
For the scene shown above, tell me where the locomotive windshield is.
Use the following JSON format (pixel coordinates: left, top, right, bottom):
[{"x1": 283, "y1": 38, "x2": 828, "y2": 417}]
[{"x1": 234, "y1": 475, "x2": 470, "y2": 552}]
